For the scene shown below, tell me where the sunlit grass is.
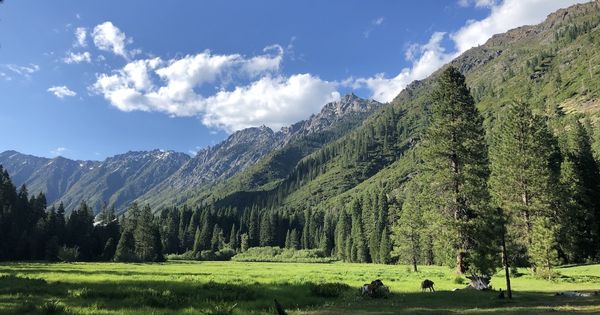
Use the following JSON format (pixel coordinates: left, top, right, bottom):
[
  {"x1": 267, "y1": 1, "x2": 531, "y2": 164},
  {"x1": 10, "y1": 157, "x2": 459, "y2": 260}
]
[{"x1": 0, "y1": 261, "x2": 599, "y2": 314}]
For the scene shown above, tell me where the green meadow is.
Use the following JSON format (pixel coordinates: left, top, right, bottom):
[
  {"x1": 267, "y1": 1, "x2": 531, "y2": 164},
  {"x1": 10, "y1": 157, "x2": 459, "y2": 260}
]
[{"x1": 0, "y1": 261, "x2": 599, "y2": 314}]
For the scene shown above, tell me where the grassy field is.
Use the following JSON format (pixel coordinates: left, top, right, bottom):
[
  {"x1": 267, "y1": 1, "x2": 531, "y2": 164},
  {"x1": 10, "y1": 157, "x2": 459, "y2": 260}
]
[{"x1": 0, "y1": 261, "x2": 599, "y2": 314}]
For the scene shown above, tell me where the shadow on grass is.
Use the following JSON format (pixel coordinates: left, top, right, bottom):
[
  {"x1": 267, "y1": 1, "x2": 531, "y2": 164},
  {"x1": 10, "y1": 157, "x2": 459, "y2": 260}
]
[{"x1": 0, "y1": 274, "x2": 599, "y2": 314}]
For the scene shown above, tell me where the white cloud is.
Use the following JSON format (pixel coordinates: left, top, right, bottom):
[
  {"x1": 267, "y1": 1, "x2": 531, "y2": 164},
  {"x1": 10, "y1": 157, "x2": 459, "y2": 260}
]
[
  {"x1": 4, "y1": 63, "x2": 39, "y2": 78},
  {"x1": 63, "y1": 51, "x2": 92, "y2": 64},
  {"x1": 355, "y1": 32, "x2": 452, "y2": 102},
  {"x1": 355, "y1": 0, "x2": 589, "y2": 102},
  {"x1": 242, "y1": 44, "x2": 283, "y2": 77},
  {"x1": 201, "y1": 74, "x2": 339, "y2": 131},
  {"x1": 74, "y1": 27, "x2": 87, "y2": 47},
  {"x1": 48, "y1": 86, "x2": 77, "y2": 98},
  {"x1": 458, "y1": 0, "x2": 497, "y2": 8},
  {"x1": 50, "y1": 147, "x2": 68, "y2": 156},
  {"x1": 92, "y1": 21, "x2": 131, "y2": 59},
  {"x1": 452, "y1": 0, "x2": 589, "y2": 53},
  {"x1": 91, "y1": 44, "x2": 338, "y2": 132}
]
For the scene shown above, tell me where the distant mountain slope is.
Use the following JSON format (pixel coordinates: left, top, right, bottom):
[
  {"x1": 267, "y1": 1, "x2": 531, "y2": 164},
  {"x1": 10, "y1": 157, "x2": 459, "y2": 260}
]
[
  {"x1": 210, "y1": 1, "x2": 600, "y2": 212},
  {"x1": 139, "y1": 93, "x2": 382, "y2": 208},
  {"x1": 58, "y1": 150, "x2": 190, "y2": 212},
  {"x1": 0, "y1": 94, "x2": 381, "y2": 213},
  {"x1": 0, "y1": 150, "x2": 189, "y2": 214}
]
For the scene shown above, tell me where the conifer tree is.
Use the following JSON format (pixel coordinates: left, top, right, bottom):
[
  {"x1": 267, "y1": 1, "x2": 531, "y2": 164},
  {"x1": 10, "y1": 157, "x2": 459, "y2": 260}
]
[
  {"x1": 392, "y1": 182, "x2": 424, "y2": 271},
  {"x1": 420, "y1": 66, "x2": 495, "y2": 274},
  {"x1": 489, "y1": 101, "x2": 560, "y2": 266},
  {"x1": 559, "y1": 120, "x2": 600, "y2": 261},
  {"x1": 114, "y1": 229, "x2": 136, "y2": 262},
  {"x1": 134, "y1": 205, "x2": 162, "y2": 262},
  {"x1": 229, "y1": 224, "x2": 238, "y2": 250},
  {"x1": 350, "y1": 199, "x2": 368, "y2": 263},
  {"x1": 334, "y1": 210, "x2": 350, "y2": 260},
  {"x1": 240, "y1": 233, "x2": 249, "y2": 252},
  {"x1": 259, "y1": 213, "x2": 273, "y2": 246},
  {"x1": 285, "y1": 229, "x2": 292, "y2": 249},
  {"x1": 379, "y1": 226, "x2": 391, "y2": 264},
  {"x1": 290, "y1": 228, "x2": 300, "y2": 250}
]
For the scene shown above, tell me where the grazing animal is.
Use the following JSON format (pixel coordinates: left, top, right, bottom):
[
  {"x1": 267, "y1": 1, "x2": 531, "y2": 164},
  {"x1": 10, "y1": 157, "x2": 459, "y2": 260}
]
[
  {"x1": 274, "y1": 299, "x2": 287, "y2": 315},
  {"x1": 361, "y1": 279, "x2": 385, "y2": 296},
  {"x1": 421, "y1": 279, "x2": 435, "y2": 292}
]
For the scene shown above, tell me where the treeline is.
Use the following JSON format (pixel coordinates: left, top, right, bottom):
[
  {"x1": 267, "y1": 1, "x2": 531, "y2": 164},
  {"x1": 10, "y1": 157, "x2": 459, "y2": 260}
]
[
  {"x1": 0, "y1": 168, "x2": 167, "y2": 262},
  {"x1": 1, "y1": 68, "x2": 599, "y2": 271},
  {"x1": 0, "y1": 168, "x2": 120, "y2": 261}
]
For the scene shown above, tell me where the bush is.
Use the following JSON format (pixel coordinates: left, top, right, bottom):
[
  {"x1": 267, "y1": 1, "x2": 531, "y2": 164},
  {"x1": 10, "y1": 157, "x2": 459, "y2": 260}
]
[
  {"x1": 232, "y1": 247, "x2": 336, "y2": 263},
  {"x1": 39, "y1": 299, "x2": 67, "y2": 315},
  {"x1": 166, "y1": 248, "x2": 236, "y2": 261},
  {"x1": 57, "y1": 246, "x2": 79, "y2": 262},
  {"x1": 140, "y1": 288, "x2": 185, "y2": 308},
  {"x1": 309, "y1": 282, "x2": 350, "y2": 298},
  {"x1": 535, "y1": 268, "x2": 561, "y2": 281},
  {"x1": 201, "y1": 281, "x2": 258, "y2": 301},
  {"x1": 165, "y1": 250, "x2": 196, "y2": 261},
  {"x1": 453, "y1": 276, "x2": 466, "y2": 285}
]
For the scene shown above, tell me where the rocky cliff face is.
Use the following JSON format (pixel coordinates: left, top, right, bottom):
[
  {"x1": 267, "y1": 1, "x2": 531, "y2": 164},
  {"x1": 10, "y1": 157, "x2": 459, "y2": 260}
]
[
  {"x1": 281, "y1": 93, "x2": 381, "y2": 144},
  {"x1": 138, "y1": 94, "x2": 381, "y2": 208},
  {"x1": 0, "y1": 150, "x2": 189, "y2": 213},
  {"x1": 1, "y1": 94, "x2": 381, "y2": 213}
]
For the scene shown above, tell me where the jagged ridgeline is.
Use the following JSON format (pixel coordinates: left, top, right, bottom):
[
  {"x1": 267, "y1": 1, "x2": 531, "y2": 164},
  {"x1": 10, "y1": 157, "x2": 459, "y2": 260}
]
[
  {"x1": 0, "y1": 1, "x2": 599, "y2": 265},
  {"x1": 161, "y1": 1, "x2": 600, "y2": 264},
  {"x1": 0, "y1": 94, "x2": 381, "y2": 214},
  {"x1": 209, "y1": 2, "x2": 600, "y2": 210}
]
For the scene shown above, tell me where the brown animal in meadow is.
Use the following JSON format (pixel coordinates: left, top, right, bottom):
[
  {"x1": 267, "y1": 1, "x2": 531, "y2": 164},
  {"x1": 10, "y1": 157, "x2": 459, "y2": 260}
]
[{"x1": 421, "y1": 279, "x2": 435, "y2": 292}]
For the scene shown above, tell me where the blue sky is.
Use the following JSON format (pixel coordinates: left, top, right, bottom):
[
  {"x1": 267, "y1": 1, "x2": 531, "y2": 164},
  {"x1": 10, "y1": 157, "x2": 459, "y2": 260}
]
[{"x1": 0, "y1": 0, "x2": 588, "y2": 160}]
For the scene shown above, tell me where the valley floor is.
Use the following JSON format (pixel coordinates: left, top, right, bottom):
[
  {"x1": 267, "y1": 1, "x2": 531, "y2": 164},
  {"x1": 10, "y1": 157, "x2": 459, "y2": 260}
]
[{"x1": 0, "y1": 261, "x2": 599, "y2": 314}]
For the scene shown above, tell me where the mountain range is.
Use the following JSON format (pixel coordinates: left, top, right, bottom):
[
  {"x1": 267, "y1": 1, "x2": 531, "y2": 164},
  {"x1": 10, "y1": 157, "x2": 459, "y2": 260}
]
[
  {"x1": 1, "y1": 1, "x2": 599, "y2": 216},
  {"x1": 0, "y1": 94, "x2": 381, "y2": 213}
]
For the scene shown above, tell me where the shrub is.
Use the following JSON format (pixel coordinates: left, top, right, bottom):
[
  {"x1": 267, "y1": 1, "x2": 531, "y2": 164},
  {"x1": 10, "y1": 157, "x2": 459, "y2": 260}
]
[
  {"x1": 165, "y1": 251, "x2": 196, "y2": 261},
  {"x1": 39, "y1": 299, "x2": 67, "y2": 315},
  {"x1": 232, "y1": 247, "x2": 336, "y2": 263},
  {"x1": 453, "y1": 276, "x2": 466, "y2": 285},
  {"x1": 535, "y1": 268, "x2": 561, "y2": 281},
  {"x1": 57, "y1": 246, "x2": 79, "y2": 262},
  {"x1": 140, "y1": 288, "x2": 185, "y2": 308},
  {"x1": 309, "y1": 282, "x2": 351, "y2": 298},
  {"x1": 201, "y1": 281, "x2": 258, "y2": 301}
]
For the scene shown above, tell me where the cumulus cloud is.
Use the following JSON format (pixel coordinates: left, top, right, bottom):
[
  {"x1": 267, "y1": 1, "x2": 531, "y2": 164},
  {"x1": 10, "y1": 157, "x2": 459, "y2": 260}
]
[
  {"x1": 92, "y1": 22, "x2": 131, "y2": 59},
  {"x1": 91, "y1": 43, "x2": 337, "y2": 132},
  {"x1": 458, "y1": 0, "x2": 497, "y2": 8},
  {"x1": 63, "y1": 51, "x2": 92, "y2": 64},
  {"x1": 355, "y1": 0, "x2": 589, "y2": 102},
  {"x1": 452, "y1": 0, "x2": 589, "y2": 53},
  {"x1": 74, "y1": 27, "x2": 87, "y2": 47},
  {"x1": 355, "y1": 32, "x2": 452, "y2": 102},
  {"x1": 201, "y1": 74, "x2": 339, "y2": 131},
  {"x1": 48, "y1": 86, "x2": 77, "y2": 98}
]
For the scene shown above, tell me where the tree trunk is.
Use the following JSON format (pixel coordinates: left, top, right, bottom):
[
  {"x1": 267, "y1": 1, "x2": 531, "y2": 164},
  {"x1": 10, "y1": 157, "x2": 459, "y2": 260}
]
[{"x1": 456, "y1": 251, "x2": 466, "y2": 275}]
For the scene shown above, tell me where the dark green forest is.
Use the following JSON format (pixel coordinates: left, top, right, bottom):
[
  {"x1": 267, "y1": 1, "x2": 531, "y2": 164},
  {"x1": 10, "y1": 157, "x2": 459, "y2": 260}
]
[
  {"x1": 1, "y1": 65, "x2": 599, "y2": 278},
  {"x1": 2, "y1": 1, "x2": 600, "y2": 279}
]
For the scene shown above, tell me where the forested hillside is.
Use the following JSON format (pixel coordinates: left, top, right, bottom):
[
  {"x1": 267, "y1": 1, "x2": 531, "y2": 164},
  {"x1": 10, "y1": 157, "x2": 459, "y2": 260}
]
[{"x1": 1, "y1": 2, "x2": 599, "y2": 274}]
